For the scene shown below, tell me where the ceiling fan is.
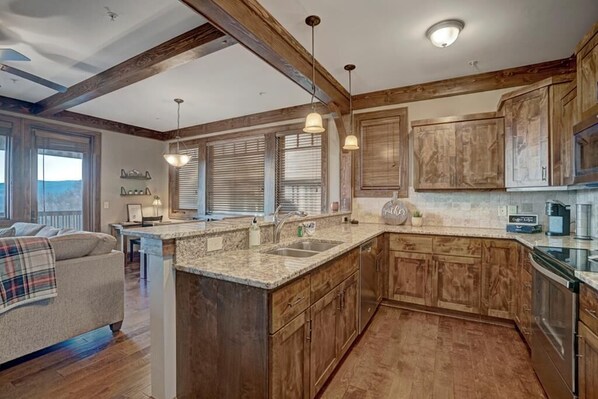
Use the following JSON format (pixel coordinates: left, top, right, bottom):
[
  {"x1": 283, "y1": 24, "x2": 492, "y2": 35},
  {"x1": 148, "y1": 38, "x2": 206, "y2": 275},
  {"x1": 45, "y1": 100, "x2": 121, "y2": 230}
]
[{"x1": 0, "y1": 48, "x2": 67, "y2": 93}]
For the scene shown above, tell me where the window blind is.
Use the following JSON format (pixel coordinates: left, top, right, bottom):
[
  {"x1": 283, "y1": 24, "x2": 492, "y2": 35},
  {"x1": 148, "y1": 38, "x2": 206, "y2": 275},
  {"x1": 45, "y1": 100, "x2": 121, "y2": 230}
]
[
  {"x1": 176, "y1": 147, "x2": 199, "y2": 210},
  {"x1": 207, "y1": 137, "x2": 265, "y2": 214},
  {"x1": 276, "y1": 133, "x2": 322, "y2": 214}
]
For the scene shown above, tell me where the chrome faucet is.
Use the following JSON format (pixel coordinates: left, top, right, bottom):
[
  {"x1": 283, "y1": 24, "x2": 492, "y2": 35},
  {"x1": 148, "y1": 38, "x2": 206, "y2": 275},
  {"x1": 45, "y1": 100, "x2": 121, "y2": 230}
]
[{"x1": 273, "y1": 205, "x2": 307, "y2": 243}]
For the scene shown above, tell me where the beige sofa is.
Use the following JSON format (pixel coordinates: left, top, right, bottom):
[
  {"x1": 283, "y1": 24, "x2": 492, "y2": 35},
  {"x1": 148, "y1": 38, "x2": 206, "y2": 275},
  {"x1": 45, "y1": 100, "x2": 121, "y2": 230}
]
[{"x1": 0, "y1": 223, "x2": 125, "y2": 364}]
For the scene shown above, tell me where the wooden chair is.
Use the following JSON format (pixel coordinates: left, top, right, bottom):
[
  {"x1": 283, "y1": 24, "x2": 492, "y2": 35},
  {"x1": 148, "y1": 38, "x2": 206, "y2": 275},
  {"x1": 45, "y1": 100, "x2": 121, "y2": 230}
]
[{"x1": 129, "y1": 216, "x2": 163, "y2": 262}]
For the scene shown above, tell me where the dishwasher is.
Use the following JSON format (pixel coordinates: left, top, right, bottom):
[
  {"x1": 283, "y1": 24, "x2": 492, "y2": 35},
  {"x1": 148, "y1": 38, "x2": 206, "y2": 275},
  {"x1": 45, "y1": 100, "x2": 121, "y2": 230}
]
[{"x1": 359, "y1": 239, "x2": 380, "y2": 333}]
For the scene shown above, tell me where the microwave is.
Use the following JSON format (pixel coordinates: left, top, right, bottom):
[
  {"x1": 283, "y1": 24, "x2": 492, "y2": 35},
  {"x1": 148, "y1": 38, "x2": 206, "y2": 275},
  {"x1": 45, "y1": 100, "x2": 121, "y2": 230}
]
[{"x1": 574, "y1": 113, "x2": 598, "y2": 185}]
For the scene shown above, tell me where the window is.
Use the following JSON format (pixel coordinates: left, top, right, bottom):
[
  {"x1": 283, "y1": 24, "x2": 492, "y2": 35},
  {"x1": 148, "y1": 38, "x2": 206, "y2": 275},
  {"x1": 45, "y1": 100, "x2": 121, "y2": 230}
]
[
  {"x1": 354, "y1": 108, "x2": 409, "y2": 198},
  {"x1": 175, "y1": 147, "x2": 199, "y2": 210},
  {"x1": 276, "y1": 133, "x2": 323, "y2": 214},
  {"x1": 207, "y1": 137, "x2": 265, "y2": 214}
]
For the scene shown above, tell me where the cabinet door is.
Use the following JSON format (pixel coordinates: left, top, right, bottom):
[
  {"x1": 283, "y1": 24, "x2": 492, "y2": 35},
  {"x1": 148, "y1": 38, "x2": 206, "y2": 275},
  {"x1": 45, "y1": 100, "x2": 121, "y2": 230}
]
[
  {"x1": 578, "y1": 322, "x2": 598, "y2": 399},
  {"x1": 309, "y1": 287, "x2": 339, "y2": 398},
  {"x1": 578, "y1": 34, "x2": 598, "y2": 118},
  {"x1": 388, "y1": 251, "x2": 433, "y2": 306},
  {"x1": 413, "y1": 124, "x2": 456, "y2": 189},
  {"x1": 337, "y1": 272, "x2": 359, "y2": 358},
  {"x1": 435, "y1": 255, "x2": 481, "y2": 314},
  {"x1": 560, "y1": 84, "x2": 579, "y2": 185},
  {"x1": 481, "y1": 240, "x2": 518, "y2": 319},
  {"x1": 504, "y1": 87, "x2": 550, "y2": 188},
  {"x1": 376, "y1": 251, "x2": 384, "y2": 303},
  {"x1": 270, "y1": 311, "x2": 310, "y2": 399},
  {"x1": 455, "y1": 118, "x2": 505, "y2": 188}
]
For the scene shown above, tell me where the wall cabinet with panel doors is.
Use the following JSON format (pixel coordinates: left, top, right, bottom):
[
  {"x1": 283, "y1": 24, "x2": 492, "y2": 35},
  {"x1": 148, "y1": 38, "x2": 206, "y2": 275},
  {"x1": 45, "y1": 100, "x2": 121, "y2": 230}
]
[
  {"x1": 498, "y1": 75, "x2": 573, "y2": 188},
  {"x1": 559, "y1": 81, "x2": 580, "y2": 186},
  {"x1": 576, "y1": 21, "x2": 598, "y2": 120},
  {"x1": 412, "y1": 113, "x2": 505, "y2": 190}
]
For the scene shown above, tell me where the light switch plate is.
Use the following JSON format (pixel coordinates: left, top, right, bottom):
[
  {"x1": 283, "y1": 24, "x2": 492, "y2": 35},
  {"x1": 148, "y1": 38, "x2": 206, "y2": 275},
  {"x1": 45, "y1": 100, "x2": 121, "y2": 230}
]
[
  {"x1": 497, "y1": 206, "x2": 508, "y2": 217},
  {"x1": 103, "y1": 201, "x2": 110, "y2": 209},
  {"x1": 207, "y1": 236, "x2": 223, "y2": 252},
  {"x1": 507, "y1": 205, "x2": 518, "y2": 215}
]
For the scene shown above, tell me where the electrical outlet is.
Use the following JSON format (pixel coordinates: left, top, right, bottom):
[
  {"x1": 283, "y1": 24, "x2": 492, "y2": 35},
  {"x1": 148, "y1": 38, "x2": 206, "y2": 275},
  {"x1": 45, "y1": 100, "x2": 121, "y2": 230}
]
[
  {"x1": 207, "y1": 236, "x2": 223, "y2": 252},
  {"x1": 507, "y1": 205, "x2": 518, "y2": 215},
  {"x1": 497, "y1": 206, "x2": 508, "y2": 217},
  {"x1": 103, "y1": 201, "x2": 110, "y2": 209}
]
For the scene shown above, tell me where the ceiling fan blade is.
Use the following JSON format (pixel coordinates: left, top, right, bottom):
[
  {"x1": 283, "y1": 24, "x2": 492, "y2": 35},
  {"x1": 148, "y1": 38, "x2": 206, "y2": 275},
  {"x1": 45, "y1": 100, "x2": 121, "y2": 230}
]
[
  {"x1": 0, "y1": 48, "x2": 30, "y2": 61},
  {"x1": 0, "y1": 64, "x2": 67, "y2": 93}
]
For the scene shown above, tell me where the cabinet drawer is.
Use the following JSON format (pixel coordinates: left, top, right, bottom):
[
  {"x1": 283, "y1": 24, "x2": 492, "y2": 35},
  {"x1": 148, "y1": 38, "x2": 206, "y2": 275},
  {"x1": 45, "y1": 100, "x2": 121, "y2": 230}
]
[
  {"x1": 389, "y1": 234, "x2": 433, "y2": 253},
  {"x1": 580, "y1": 283, "x2": 598, "y2": 334},
  {"x1": 270, "y1": 275, "x2": 311, "y2": 334},
  {"x1": 311, "y1": 249, "x2": 358, "y2": 303},
  {"x1": 433, "y1": 236, "x2": 482, "y2": 257}
]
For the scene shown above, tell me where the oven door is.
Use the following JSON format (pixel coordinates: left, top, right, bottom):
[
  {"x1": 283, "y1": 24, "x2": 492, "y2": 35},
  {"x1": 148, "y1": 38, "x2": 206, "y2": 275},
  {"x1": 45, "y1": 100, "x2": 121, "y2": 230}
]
[
  {"x1": 530, "y1": 254, "x2": 578, "y2": 398},
  {"x1": 574, "y1": 113, "x2": 598, "y2": 185}
]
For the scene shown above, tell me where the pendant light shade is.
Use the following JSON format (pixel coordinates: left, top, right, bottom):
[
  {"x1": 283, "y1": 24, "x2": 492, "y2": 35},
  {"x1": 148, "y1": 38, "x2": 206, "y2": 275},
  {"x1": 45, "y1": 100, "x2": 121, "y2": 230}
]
[
  {"x1": 164, "y1": 98, "x2": 192, "y2": 168},
  {"x1": 303, "y1": 15, "x2": 325, "y2": 134},
  {"x1": 342, "y1": 64, "x2": 359, "y2": 151}
]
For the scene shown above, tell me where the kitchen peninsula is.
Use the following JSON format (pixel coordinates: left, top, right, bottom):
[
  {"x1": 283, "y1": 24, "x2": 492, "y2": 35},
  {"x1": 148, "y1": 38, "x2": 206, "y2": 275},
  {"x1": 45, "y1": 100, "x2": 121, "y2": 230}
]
[{"x1": 123, "y1": 216, "x2": 598, "y2": 399}]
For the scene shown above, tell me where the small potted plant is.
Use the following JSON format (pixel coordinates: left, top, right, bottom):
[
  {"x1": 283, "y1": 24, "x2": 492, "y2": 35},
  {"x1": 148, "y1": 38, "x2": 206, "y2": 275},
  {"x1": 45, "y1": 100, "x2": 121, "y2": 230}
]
[{"x1": 412, "y1": 210, "x2": 423, "y2": 227}]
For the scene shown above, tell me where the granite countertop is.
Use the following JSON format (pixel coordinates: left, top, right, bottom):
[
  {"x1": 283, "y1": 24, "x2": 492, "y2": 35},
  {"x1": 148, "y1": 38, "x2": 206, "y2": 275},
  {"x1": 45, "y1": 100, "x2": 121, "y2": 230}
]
[{"x1": 175, "y1": 223, "x2": 598, "y2": 290}]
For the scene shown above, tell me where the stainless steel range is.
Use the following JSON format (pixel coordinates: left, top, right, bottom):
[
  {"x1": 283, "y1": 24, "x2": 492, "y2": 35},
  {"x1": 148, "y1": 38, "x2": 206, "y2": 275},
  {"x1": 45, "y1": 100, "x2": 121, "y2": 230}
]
[{"x1": 530, "y1": 246, "x2": 598, "y2": 399}]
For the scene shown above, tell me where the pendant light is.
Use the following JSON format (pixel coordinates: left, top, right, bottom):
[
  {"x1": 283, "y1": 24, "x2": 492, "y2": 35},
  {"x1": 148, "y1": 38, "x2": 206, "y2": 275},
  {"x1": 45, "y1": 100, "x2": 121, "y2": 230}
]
[
  {"x1": 163, "y1": 98, "x2": 192, "y2": 168},
  {"x1": 342, "y1": 64, "x2": 359, "y2": 151},
  {"x1": 303, "y1": 15, "x2": 325, "y2": 134}
]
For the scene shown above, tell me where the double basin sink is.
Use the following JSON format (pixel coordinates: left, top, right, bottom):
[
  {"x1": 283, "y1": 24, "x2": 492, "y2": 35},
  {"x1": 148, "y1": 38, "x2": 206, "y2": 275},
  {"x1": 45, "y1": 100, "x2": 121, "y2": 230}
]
[{"x1": 265, "y1": 239, "x2": 343, "y2": 258}]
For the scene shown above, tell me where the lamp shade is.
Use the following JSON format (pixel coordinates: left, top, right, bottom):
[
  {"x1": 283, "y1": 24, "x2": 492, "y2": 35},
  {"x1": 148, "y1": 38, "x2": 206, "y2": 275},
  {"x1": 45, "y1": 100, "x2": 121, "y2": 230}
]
[
  {"x1": 303, "y1": 112, "x2": 325, "y2": 133},
  {"x1": 152, "y1": 196, "x2": 162, "y2": 206},
  {"x1": 343, "y1": 134, "x2": 359, "y2": 150},
  {"x1": 163, "y1": 153, "x2": 191, "y2": 168},
  {"x1": 426, "y1": 20, "x2": 464, "y2": 48}
]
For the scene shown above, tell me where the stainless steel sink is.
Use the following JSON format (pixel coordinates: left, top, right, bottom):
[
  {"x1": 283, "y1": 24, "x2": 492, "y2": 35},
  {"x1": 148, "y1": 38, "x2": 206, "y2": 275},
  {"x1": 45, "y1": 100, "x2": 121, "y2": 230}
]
[
  {"x1": 266, "y1": 248, "x2": 319, "y2": 258},
  {"x1": 285, "y1": 240, "x2": 343, "y2": 252},
  {"x1": 265, "y1": 240, "x2": 343, "y2": 258}
]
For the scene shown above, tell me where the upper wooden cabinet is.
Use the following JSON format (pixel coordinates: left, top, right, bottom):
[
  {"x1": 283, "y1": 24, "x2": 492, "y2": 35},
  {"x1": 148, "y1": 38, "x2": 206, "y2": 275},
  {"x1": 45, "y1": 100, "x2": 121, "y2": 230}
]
[
  {"x1": 412, "y1": 113, "x2": 505, "y2": 190},
  {"x1": 498, "y1": 75, "x2": 573, "y2": 188},
  {"x1": 559, "y1": 81, "x2": 580, "y2": 186},
  {"x1": 576, "y1": 22, "x2": 598, "y2": 119}
]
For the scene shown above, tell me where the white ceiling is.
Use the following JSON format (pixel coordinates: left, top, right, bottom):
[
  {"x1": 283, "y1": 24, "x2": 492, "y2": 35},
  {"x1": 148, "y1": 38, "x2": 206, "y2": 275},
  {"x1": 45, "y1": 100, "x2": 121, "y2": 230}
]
[
  {"x1": 258, "y1": 0, "x2": 598, "y2": 94},
  {"x1": 70, "y1": 45, "x2": 311, "y2": 131},
  {"x1": 0, "y1": 0, "x2": 205, "y2": 102}
]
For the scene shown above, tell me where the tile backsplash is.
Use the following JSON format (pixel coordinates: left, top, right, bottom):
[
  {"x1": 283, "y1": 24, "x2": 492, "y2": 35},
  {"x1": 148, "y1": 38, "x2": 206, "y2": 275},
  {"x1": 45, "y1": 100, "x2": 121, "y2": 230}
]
[{"x1": 353, "y1": 188, "x2": 598, "y2": 238}]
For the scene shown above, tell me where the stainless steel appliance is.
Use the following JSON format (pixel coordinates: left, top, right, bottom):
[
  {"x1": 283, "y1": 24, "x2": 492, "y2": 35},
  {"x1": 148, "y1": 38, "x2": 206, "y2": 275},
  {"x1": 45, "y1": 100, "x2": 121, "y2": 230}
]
[
  {"x1": 573, "y1": 112, "x2": 598, "y2": 185},
  {"x1": 545, "y1": 200, "x2": 571, "y2": 236},
  {"x1": 575, "y1": 203, "x2": 592, "y2": 240},
  {"x1": 530, "y1": 246, "x2": 598, "y2": 398},
  {"x1": 359, "y1": 239, "x2": 382, "y2": 333}
]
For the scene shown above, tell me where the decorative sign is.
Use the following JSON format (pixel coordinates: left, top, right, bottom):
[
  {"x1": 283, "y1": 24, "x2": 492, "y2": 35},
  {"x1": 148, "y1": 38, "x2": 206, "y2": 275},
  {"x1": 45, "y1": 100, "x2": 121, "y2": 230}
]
[
  {"x1": 381, "y1": 197, "x2": 408, "y2": 225},
  {"x1": 507, "y1": 214, "x2": 539, "y2": 226}
]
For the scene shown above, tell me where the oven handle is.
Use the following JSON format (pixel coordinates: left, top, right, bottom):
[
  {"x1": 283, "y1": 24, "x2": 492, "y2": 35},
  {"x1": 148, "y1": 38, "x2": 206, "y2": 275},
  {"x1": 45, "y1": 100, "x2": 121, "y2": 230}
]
[{"x1": 529, "y1": 253, "x2": 574, "y2": 289}]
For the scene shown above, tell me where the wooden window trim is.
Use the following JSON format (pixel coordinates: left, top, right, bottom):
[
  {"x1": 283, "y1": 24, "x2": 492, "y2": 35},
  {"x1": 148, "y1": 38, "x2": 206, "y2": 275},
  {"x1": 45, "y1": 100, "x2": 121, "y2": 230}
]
[{"x1": 353, "y1": 108, "x2": 409, "y2": 198}]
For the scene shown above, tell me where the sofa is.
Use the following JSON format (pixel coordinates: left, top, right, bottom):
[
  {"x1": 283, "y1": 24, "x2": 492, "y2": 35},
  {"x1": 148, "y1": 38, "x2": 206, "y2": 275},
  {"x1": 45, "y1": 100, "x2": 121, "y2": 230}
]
[{"x1": 0, "y1": 223, "x2": 125, "y2": 364}]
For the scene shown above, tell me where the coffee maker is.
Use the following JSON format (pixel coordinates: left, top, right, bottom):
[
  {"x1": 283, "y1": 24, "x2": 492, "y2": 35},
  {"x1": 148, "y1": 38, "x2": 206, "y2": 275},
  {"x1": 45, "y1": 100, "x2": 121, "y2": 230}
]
[{"x1": 545, "y1": 200, "x2": 570, "y2": 236}]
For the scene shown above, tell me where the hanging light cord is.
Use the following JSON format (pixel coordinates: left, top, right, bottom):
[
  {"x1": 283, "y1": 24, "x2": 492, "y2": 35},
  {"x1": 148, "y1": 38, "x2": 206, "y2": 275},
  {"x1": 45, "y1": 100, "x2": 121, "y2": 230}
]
[
  {"x1": 310, "y1": 23, "x2": 316, "y2": 109},
  {"x1": 176, "y1": 101, "x2": 181, "y2": 153},
  {"x1": 348, "y1": 68, "x2": 353, "y2": 134}
]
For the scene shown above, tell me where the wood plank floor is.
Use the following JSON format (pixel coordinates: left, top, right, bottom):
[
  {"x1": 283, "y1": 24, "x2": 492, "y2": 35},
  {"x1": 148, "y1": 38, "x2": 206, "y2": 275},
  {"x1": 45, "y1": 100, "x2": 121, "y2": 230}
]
[
  {"x1": 319, "y1": 305, "x2": 546, "y2": 399},
  {"x1": 0, "y1": 263, "x2": 545, "y2": 399}
]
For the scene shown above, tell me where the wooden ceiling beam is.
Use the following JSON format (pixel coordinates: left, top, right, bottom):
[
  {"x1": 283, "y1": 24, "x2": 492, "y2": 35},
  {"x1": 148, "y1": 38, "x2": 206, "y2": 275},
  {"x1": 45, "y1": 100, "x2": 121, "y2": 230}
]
[
  {"x1": 34, "y1": 22, "x2": 236, "y2": 116},
  {"x1": 352, "y1": 56, "x2": 576, "y2": 110},
  {"x1": 0, "y1": 95, "x2": 164, "y2": 140},
  {"x1": 168, "y1": 102, "x2": 328, "y2": 139},
  {"x1": 180, "y1": 0, "x2": 350, "y2": 113}
]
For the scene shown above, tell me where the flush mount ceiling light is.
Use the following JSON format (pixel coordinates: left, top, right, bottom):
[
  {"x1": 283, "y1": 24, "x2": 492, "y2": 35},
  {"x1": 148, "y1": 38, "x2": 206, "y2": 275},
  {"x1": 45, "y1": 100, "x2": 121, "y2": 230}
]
[
  {"x1": 426, "y1": 19, "x2": 464, "y2": 48},
  {"x1": 342, "y1": 64, "x2": 359, "y2": 151},
  {"x1": 163, "y1": 98, "x2": 192, "y2": 168},
  {"x1": 303, "y1": 15, "x2": 325, "y2": 134}
]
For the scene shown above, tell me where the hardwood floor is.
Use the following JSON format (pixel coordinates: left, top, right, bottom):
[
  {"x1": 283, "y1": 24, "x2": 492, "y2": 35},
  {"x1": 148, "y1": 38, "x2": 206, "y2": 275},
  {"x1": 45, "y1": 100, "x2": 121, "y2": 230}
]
[
  {"x1": 319, "y1": 305, "x2": 546, "y2": 399},
  {"x1": 1, "y1": 263, "x2": 545, "y2": 399},
  {"x1": 0, "y1": 260, "x2": 151, "y2": 399}
]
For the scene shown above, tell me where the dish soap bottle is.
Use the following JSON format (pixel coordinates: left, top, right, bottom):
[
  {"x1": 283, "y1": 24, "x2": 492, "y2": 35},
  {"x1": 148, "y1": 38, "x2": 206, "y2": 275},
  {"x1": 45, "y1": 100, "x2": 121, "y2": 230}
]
[{"x1": 249, "y1": 217, "x2": 261, "y2": 248}]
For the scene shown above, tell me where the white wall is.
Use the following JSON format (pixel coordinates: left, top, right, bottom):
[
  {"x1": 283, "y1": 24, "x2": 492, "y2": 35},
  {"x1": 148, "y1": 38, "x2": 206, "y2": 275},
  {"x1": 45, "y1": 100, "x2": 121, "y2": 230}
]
[{"x1": 100, "y1": 131, "x2": 168, "y2": 233}]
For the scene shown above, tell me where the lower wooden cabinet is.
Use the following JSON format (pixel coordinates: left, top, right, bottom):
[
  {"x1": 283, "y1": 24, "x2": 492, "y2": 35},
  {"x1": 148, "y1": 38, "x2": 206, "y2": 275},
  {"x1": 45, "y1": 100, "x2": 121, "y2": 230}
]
[
  {"x1": 388, "y1": 251, "x2": 433, "y2": 306},
  {"x1": 578, "y1": 322, "x2": 598, "y2": 399},
  {"x1": 481, "y1": 240, "x2": 518, "y2": 319},
  {"x1": 435, "y1": 254, "x2": 481, "y2": 314},
  {"x1": 514, "y1": 245, "x2": 532, "y2": 344},
  {"x1": 337, "y1": 272, "x2": 359, "y2": 358},
  {"x1": 269, "y1": 311, "x2": 310, "y2": 399}
]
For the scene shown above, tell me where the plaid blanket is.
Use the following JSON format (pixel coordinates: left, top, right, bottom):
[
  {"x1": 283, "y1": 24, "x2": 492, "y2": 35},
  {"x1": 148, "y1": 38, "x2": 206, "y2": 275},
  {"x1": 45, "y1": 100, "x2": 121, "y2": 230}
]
[{"x1": 0, "y1": 237, "x2": 56, "y2": 314}]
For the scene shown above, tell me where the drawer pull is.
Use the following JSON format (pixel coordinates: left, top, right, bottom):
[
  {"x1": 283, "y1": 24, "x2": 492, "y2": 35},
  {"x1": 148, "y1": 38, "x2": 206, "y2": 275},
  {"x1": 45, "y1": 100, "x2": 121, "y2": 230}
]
[
  {"x1": 585, "y1": 308, "x2": 598, "y2": 320},
  {"x1": 287, "y1": 296, "x2": 304, "y2": 308},
  {"x1": 524, "y1": 283, "x2": 531, "y2": 289},
  {"x1": 523, "y1": 305, "x2": 531, "y2": 312},
  {"x1": 541, "y1": 166, "x2": 547, "y2": 181}
]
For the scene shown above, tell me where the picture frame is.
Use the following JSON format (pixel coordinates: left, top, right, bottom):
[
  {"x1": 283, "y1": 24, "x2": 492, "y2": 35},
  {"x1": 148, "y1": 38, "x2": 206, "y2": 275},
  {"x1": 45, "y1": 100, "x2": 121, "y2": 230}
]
[{"x1": 127, "y1": 203, "x2": 143, "y2": 223}]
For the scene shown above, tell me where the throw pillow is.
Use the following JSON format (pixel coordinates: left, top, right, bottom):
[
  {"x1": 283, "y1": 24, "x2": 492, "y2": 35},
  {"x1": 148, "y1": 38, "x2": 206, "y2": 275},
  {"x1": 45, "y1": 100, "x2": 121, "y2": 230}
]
[
  {"x1": 11, "y1": 222, "x2": 46, "y2": 237},
  {"x1": 48, "y1": 233, "x2": 100, "y2": 261},
  {"x1": 0, "y1": 227, "x2": 16, "y2": 237}
]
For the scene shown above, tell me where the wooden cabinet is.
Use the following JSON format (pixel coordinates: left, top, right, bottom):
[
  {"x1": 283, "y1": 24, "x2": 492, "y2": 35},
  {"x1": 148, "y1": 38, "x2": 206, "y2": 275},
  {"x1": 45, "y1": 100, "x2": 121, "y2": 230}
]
[
  {"x1": 578, "y1": 322, "x2": 598, "y2": 399},
  {"x1": 434, "y1": 254, "x2": 481, "y2": 314},
  {"x1": 388, "y1": 251, "x2": 433, "y2": 306},
  {"x1": 412, "y1": 113, "x2": 504, "y2": 190},
  {"x1": 270, "y1": 311, "x2": 310, "y2": 399},
  {"x1": 576, "y1": 22, "x2": 598, "y2": 119},
  {"x1": 481, "y1": 240, "x2": 518, "y2": 319},
  {"x1": 499, "y1": 76, "x2": 573, "y2": 188},
  {"x1": 559, "y1": 81, "x2": 579, "y2": 186},
  {"x1": 336, "y1": 272, "x2": 359, "y2": 358},
  {"x1": 514, "y1": 245, "x2": 532, "y2": 345}
]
